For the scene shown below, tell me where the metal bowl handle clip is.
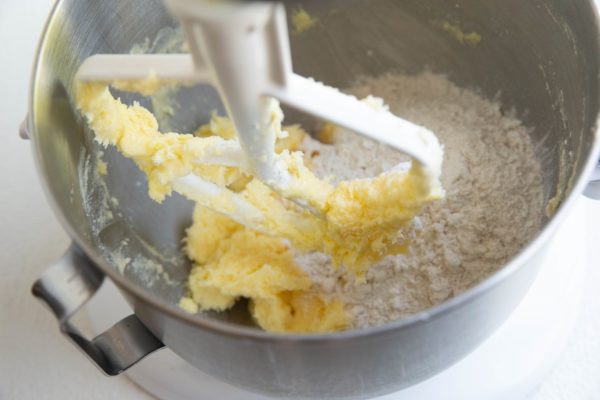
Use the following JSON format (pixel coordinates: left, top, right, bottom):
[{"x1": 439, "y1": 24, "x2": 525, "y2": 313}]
[{"x1": 31, "y1": 244, "x2": 164, "y2": 375}]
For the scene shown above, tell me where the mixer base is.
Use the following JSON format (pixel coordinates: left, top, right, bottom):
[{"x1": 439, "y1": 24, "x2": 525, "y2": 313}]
[{"x1": 86, "y1": 199, "x2": 587, "y2": 400}]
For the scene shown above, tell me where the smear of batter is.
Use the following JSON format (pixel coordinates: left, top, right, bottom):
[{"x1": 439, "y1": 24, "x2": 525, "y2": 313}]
[
  {"x1": 291, "y1": 7, "x2": 317, "y2": 34},
  {"x1": 433, "y1": 20, "x2": 482, "y2": 47}
]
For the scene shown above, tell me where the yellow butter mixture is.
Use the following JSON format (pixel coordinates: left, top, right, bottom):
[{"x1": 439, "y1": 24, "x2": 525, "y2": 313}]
[{"x1": 75, "y1": 82, "x2": 443, "y2": 333}]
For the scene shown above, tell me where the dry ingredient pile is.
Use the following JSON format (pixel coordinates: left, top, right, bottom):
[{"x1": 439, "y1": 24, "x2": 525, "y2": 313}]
[
  {"x1": 78, "y1": 71, "x2": 544, "y2": 333},
  {"x1": 295, "y1": 73, "x2": 544, "y2": 328}
]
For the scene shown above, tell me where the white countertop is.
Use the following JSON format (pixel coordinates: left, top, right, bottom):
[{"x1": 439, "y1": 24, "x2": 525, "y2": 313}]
[{"x1": 1, "y1": 1, "x2": 599, "y2": 399}]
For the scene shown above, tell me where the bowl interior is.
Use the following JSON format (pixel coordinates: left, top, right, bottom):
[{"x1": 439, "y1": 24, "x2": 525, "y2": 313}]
[{"x1": 32, "y1": 0, "x2": 600, "y2": 328}]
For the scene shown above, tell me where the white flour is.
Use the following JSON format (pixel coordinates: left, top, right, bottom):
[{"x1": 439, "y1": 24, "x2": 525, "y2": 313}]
[{"x1": 297, "y1": 72, "x2": 544, "y2": 329}]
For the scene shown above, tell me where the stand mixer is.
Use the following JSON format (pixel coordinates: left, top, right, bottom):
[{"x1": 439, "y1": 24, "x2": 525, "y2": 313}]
[{"x1": 27, "y1": 0, "x2": 600, "y2": 397}]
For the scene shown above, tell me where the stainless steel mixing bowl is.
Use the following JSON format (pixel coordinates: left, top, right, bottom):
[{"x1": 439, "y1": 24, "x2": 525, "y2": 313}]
[{"x1": 26, "y1": 0, "x2": 600, "y2": 398}]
